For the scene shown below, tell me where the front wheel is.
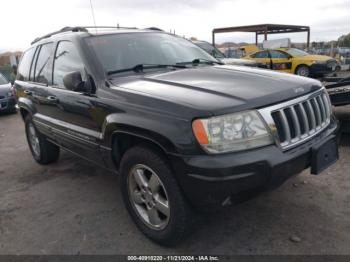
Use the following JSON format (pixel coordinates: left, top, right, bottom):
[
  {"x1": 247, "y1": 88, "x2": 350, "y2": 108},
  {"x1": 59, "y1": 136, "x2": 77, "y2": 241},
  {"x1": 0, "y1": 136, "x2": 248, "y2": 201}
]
[
  {"x1": 119, "y1": 146, "x2": 193, "y2": 246},
  {"x1": 25, "y1": 115, "x2": 60, "y2": 164},
  {"x1": 295, "y1": 65, "x2": 310, "y2": 77}
]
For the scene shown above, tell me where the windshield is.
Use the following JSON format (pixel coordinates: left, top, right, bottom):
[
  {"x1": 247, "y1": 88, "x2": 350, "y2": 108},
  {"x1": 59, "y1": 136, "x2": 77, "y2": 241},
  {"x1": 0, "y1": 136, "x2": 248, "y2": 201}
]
[
  {"x1": 286, "y1": 48, "x2": 309, "y2": 57},
  {"x1": 194, "y1": 41, "x2": 225, "y2": 59},
  {"x1": 86, "y1": 32, "x2": 218, "y2": 74},
  {"x1": 0, "y1": 73, "x2": 8, "y2": 85}
]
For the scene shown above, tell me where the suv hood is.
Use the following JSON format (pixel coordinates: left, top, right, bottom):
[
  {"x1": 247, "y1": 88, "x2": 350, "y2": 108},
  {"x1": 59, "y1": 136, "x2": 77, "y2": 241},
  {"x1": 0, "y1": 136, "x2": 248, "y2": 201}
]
[
  {"x1": 219, "y1": 58, "x2": 258, "y2": 66},
  {"x1": 109, "y1": 65, "x2": 322, "y2": 115}
]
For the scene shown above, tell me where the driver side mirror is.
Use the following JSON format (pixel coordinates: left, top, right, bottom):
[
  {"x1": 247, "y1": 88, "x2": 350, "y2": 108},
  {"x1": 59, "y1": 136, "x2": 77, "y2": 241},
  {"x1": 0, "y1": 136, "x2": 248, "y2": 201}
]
[{"x1": 63, "y1": 71, "x2": 86, "y2": 92}]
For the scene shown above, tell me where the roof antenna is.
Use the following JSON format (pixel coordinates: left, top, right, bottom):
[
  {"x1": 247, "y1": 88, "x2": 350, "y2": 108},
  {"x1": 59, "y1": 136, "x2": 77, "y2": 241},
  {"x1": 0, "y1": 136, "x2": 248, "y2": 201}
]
[{"x1": 89, "y1": 0, "x2": 97, "y2": 33}]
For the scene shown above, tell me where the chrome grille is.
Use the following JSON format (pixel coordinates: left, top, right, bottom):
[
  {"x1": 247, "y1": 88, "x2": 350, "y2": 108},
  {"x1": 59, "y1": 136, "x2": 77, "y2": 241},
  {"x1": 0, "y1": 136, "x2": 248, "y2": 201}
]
[{"x1": 258, "y1": 89, "x2": 331, "y2": 150}]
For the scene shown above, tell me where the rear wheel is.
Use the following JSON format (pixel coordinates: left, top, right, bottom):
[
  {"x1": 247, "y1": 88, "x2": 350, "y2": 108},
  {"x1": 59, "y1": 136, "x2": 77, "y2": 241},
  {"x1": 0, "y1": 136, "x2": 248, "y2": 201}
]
[
  {"x1": 25, "y1": 115, "x2": 60, "y2": 164},
  {"x1": 119, "y1": 145, "x2": 193, "y2": 246},
  {"x1": 295, "y1": 65, "x2": 310, "y2": 77}
]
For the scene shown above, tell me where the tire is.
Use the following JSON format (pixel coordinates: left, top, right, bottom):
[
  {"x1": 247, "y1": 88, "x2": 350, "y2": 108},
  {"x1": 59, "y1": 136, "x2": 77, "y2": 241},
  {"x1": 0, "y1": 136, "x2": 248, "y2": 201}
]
[
  {"x1": 295, "y1": 65, "x2": 310, "y2": 77},
  {"x1": 25, "y1": 115, "x2": 60, "y2": 164},
  {"x1": 119, "y1": 145, "x2": 193, "y2": 246}
]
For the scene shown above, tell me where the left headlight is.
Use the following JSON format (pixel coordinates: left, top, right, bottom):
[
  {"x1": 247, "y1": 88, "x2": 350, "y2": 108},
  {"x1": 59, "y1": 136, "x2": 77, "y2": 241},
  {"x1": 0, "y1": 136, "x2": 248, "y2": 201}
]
[{"x1": 192, "y1": 110, "x2": 273, "y2": 154}]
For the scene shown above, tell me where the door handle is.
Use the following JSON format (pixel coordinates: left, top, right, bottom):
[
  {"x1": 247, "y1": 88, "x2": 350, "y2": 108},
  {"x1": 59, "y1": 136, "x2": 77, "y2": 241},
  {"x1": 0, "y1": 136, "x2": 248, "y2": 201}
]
[
  {"x1": 24, "y1": 90, "x2": 32, "y2": 96},
  {"x1": 47, "y1": 96, "x2": 59, "y2": 103}
]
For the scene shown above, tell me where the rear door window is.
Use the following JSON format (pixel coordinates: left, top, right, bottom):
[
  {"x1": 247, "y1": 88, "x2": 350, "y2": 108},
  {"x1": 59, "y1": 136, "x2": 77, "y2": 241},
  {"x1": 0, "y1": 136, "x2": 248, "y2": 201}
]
[
  {"x1": 34, "y1": 43, "x2": 53, "y2": 85},
  {"x1": 251, "y1": 51, "x2": 268, "y2": 58},
  {"x1": 269, "y1": 50, "x2": 289, "y2": 59},
  {"x1": 29, "y1": 47, "x2": 40, "y2": 81},
  {"x1": 17, "y1": 47, "x2": 36, "y2": 81}
]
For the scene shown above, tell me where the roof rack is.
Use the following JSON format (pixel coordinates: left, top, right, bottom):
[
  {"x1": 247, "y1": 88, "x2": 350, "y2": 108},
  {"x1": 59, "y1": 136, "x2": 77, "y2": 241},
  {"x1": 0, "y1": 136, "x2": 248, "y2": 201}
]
[
  {"x1": 31, "y1": 26, "x2": 138, "y2": 45},
  {"x1": 31, "y1": 27, "x2": 87, "y2": 45}
]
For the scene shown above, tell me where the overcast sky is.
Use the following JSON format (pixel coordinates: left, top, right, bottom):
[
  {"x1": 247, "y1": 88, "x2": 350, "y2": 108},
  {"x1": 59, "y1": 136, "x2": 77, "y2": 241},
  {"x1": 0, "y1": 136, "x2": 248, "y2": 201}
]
[{"x1": 1, "y1": 0, "x2": 349, "y2": 52}]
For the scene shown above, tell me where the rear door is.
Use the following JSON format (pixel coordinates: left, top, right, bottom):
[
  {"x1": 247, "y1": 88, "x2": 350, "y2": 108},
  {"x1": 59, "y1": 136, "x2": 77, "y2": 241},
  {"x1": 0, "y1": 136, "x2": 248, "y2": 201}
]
[
  {"x1": 268, "y1": 50, "x2": 292, "y2": 73},
  {"x1": 250, "y1": 51, "x2": 271, "y2": 69},
  {"x1": 28, "y1": 42, "x2": 56, "y2": 138},
  {"x1": 15, "y1": 47, "x2": 38, "y2": 114}
]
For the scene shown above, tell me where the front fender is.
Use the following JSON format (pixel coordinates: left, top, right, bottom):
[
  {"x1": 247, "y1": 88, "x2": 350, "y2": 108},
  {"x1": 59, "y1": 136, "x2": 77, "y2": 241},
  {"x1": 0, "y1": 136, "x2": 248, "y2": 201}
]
[{"x1": 102, "y1": 112, "x2": 197, "y2": 155}]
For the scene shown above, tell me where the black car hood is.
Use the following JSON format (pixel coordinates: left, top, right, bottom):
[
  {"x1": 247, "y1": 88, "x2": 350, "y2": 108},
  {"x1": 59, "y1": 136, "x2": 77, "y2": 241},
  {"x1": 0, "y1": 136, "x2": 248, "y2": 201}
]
[{"x1": 109, "y1": 65, "x2": 322, "y2": 116}]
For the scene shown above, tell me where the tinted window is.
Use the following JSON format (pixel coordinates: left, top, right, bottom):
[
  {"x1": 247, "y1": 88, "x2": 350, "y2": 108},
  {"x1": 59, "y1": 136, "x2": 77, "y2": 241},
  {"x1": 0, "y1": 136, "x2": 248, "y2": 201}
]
[
  {"x1": 17, "y1": 47, "x2": 36, "y2": 81},
  {"x1": 251, "y1": 51, "x2": 269, "y2": 58},
  {"x1": 53, "y1": 41, "x2": 84, "y2": 88},
  {"x1": 0, "y1": 73, "x2": 8, "y2": 85},
  {"x1": 34, "y1": 43, "x2": 53, "y2": 84},
  {"x1": 30, "y1": 47, "x2": 40, "y2": 81},
  {"x1": 269, "y1": 50, "x2": 289, "y2": 59},
  {"x1": 194, "y1": 41, "x2": 225, "y2": 59}
]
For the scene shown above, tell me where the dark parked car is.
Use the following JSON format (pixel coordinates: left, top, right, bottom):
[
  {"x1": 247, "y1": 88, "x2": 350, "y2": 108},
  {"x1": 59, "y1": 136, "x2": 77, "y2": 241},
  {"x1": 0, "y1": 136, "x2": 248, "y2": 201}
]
[
  {"x1": 192, "y1": 40, "x2": 259, "y2": 67},
  {"x1": 0, "y1": 72, "x2": 16, "y2": 113},
  {"x1": 15, "y1": 27, "x2": 339, "y2": 245}
]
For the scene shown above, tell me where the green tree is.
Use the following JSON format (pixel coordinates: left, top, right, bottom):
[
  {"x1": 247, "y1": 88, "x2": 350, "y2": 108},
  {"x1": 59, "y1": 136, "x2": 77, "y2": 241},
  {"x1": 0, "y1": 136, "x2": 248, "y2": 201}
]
[{"x1": 338, "y1": 34, "x2": 350, "y2": 47}]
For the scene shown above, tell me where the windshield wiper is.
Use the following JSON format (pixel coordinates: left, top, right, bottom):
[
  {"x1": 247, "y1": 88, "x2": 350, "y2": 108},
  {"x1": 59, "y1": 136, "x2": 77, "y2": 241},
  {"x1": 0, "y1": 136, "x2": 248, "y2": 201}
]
[
  {"x1": 176, "y1": 58, "x2": 224, "y2": 66},
  {"x1": 107, "y1": 63, "x2": 187, "y2": 76}
]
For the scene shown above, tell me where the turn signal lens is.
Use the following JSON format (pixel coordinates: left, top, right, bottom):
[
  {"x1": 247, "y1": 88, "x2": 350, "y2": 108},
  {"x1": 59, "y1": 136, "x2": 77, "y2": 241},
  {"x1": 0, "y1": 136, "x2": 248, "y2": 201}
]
[{"x1": 192, "y1": 119, "x2": 209, "y2": 145}]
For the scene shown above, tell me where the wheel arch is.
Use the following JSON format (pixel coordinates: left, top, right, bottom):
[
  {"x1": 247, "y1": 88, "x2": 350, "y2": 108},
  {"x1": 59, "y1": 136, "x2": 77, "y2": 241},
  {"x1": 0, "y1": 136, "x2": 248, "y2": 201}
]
[
  {"x1": 110, "y1": 129, "x2": 174, "y2": 171},
  {"x1": 294, "y1": 63, "x2": 310, "y2": 74},
  {"x1": 101, "y1": 113, "x2": 193, "y2": 170},
  {"x1": 17, "y1": 97, "x2": 35, "y2": 121}
]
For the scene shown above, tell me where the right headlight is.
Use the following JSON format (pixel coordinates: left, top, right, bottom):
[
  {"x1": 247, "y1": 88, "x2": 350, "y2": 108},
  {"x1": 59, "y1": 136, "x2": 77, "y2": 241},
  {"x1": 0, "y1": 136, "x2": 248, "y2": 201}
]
[{"x1": 192, "y1": 110, "x2": 273, "y2": 154}]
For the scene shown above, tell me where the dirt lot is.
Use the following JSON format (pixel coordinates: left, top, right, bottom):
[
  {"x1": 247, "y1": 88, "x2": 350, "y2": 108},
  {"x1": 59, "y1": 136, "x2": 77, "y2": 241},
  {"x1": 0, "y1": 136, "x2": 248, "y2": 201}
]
[{"x1": 0, "y1": 108, "x2": 350, "y2": 255}]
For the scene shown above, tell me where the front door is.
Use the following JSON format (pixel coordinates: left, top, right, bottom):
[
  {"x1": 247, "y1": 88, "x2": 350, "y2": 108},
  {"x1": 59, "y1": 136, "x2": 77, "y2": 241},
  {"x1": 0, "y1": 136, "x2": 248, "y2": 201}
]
[{"x1": 37, "y1": 40, "x2": 107, "y2": 165}]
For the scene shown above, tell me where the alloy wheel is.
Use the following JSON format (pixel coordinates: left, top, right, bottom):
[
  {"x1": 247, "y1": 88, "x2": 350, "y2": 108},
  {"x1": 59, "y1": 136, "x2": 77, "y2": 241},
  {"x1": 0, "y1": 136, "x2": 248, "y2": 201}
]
[
  {"x1": 128, "y1": 164, "x2": 170, "y2": 230},
  {"x1": 28, "y1": 123, "x2": 40, "y2": 158}
]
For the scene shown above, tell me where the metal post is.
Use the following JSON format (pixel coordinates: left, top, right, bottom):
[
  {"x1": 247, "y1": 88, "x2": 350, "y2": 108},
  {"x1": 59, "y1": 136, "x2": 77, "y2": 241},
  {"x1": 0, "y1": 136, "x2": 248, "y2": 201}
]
[
  {"x1": 212, "y1": 31, "x2": 215, "y2": 46},
  {"x1": 255, "y1": 32, "x2": 258, "y2": 45},
  {"x1": 307, "y1": 28, "x2": 310, "y2": 49}
]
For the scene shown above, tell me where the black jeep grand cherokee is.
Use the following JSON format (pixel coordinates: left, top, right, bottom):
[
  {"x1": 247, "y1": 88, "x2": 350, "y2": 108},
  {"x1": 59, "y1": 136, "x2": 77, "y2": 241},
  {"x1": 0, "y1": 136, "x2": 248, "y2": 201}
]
[{"x1": 15, "y1": 27, "x2": 338, "y2": 245}]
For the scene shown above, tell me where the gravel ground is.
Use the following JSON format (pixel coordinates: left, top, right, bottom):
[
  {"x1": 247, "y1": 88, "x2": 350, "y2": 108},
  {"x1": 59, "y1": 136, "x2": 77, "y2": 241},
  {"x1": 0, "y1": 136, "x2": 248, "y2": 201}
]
[{"x1": 0, "y1": 108, "x2": 349, "y2": 255}]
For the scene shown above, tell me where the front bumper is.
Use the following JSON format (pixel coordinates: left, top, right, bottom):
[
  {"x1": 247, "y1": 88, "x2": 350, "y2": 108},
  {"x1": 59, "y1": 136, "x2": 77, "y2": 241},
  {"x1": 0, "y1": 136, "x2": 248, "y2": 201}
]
[
  {"x1": 0, "y1": 97, "x2": 16, "y2": 111},
  {"x1": 169, "y1": 118, "x2": 338, "y2": 209},
  {"x1": 310, "y1": 63, "x2": 335, "y2": 76}
]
